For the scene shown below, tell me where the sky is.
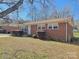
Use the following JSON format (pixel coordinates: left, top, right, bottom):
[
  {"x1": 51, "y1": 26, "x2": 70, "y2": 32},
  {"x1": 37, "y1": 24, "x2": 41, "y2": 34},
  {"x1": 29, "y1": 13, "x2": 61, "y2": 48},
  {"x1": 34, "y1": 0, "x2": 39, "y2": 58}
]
[
  {"x1": 55, "y1": 0, "x2": 79, "y2": 20},
  {"x1": 0, "y1": 0, "x2": 79, "y2": 21}
]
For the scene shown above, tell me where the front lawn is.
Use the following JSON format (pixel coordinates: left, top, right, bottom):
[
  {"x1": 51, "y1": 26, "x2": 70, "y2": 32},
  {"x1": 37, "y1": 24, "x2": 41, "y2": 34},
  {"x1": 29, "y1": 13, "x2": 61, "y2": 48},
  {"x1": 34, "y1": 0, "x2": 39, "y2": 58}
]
[
  {"x1": 74, "y1": 32, "x2": 79, "y2": 37},
  {"x1": 74, "y1": 32, "x2": 79, "y2": 38},
  {"x1": 0, "y1": 37, "x2": 79, "y2": 59}
]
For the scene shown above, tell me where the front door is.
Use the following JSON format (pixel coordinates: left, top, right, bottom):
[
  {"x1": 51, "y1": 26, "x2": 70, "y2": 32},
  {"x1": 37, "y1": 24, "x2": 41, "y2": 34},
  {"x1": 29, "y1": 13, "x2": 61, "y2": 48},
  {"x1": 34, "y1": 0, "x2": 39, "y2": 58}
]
[{"x1": 28, "y1": 25, "x2": 31, "y2": 35}]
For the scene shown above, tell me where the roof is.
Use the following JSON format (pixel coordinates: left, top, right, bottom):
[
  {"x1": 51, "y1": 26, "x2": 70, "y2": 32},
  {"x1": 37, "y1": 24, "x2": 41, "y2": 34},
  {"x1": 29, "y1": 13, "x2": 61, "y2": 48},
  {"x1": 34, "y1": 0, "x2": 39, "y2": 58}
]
[
  {"x1": 2, "y1": 26, "x2": 20, "y2": 32},
  {"x1": 24, "y1": 18, "x2": 73, "y2": 26}
]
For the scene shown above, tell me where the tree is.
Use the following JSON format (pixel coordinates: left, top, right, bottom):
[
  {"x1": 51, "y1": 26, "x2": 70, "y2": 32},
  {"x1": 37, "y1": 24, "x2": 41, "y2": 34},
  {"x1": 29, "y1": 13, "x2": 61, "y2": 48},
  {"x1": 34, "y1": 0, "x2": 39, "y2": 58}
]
[
  {"x1": 0, "y1": 0, "x2": 23, "y2": 18},
  {"x1": 26, "y1": 0, "x2": 55, "y2": 21},
  {"x1": 39, "y1": 0, "x2": 55, "y2": 20},
  {"x1": 0, "y1": 0, "x2": 3, "y2": 2},
  {"x1": 50, "y1": 4, "x2": 72, "y2": 19}
]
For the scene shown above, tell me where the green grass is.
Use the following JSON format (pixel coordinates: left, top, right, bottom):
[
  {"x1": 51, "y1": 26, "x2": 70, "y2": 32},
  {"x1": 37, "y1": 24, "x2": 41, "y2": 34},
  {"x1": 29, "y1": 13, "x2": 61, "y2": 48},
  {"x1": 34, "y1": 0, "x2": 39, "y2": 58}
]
[
  {"x1": 74, "y1": 32, "x2": 79, "y2": 38},
  {"x1": 0, "y1": 37, "x2": 79, "y2": 59}
]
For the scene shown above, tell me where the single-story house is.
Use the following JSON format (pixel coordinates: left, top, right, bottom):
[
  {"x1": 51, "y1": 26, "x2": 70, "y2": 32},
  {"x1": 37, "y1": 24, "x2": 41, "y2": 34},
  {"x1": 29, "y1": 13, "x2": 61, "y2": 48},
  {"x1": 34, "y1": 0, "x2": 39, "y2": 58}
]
[
  {"x1": 2, "y1": 26, "x2": 20, "y2": 33},
  {"x1": 0, "y1": 24, "x2": 20, "y2": 33},
  {"x1": 24, "y1": 18, "x2": 73, "y2": 42}
]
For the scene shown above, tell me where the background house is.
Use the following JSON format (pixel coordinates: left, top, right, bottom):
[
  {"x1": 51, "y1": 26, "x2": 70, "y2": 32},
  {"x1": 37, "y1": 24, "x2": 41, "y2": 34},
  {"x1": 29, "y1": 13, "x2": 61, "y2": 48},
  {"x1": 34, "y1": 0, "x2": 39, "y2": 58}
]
[{"x1": 74, "y1": 21, "x2": 79, "y2": 32}]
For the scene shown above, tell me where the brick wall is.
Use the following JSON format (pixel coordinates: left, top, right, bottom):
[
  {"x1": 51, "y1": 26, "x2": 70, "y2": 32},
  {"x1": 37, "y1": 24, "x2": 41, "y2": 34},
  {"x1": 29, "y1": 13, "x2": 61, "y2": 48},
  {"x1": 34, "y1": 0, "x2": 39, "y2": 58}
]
[
  {"x1": 31, "y1": 25, "x2": 37, "y2": 34},
  {"x1": 31, "y1": 22, "x2": 73, "y2": 42},
  {"x1": 46, "y1": 23, "x2": 73, "y2": 42}
]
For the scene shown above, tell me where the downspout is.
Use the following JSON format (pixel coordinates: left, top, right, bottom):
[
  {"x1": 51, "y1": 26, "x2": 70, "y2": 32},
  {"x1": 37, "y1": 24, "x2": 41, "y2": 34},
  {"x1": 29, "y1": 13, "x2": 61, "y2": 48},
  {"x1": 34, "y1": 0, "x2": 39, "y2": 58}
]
[{"x1": 65, "y1": 19, "x2": 68, "y2": 42}]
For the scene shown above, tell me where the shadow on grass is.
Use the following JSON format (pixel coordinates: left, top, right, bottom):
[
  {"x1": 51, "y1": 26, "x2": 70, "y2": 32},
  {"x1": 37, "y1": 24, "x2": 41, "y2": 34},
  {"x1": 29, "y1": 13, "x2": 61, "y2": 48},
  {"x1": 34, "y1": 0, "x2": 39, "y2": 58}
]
[
  {"x1": 70, "y1": 37, "x2": 79, "y2": 45},
  {"x1": 39, "y1": 37, "x2": 79, "y2": 46}
]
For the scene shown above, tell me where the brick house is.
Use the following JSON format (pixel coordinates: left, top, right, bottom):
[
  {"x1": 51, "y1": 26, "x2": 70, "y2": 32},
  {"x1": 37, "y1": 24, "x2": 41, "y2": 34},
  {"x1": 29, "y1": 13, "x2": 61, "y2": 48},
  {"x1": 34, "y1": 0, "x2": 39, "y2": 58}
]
[
  {"x1": 2, "y1": 26, "x2": 20, "y2": 33},
  {"x1": 0, "y1": 24, "x2": 20, "y2": 33},
  {"x1": 24, "y1": 18, "x2": 73, "y2": 42}
]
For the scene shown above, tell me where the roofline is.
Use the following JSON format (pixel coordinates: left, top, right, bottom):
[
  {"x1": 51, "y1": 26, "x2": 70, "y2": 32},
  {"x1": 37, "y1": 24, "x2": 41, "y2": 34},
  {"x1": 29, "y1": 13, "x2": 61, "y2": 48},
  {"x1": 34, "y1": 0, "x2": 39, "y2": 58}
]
[{"x1": 24, "y1": 18, "x2": 73, "y2": 25}]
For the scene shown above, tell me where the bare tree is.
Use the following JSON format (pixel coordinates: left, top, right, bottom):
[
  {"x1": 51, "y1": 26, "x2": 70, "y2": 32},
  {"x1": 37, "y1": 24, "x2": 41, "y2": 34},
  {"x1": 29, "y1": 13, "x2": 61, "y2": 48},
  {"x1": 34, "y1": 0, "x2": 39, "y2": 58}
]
[
  {"x1": 50, "y1": 5, "x2": 72, "y2": 19},
  {"x1": 39, "y1": 0, "x2": 55, "y2": 20},
  {"x1": 0, "y1": 0, "x2": 3, "y2": 2},
  {"x1": 26, "y1": 0, "x2": 55, "y2": 21},
  {"x1": 0, "y1": 0, "x2": 23, "y2": 18}
]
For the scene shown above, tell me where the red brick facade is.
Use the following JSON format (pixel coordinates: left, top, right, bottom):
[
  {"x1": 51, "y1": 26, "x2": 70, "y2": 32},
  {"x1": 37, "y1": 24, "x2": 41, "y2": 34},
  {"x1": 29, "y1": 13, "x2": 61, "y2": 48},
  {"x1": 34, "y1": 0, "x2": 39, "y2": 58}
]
[
  {"x1": 31, "y1": 25, "x2": 37, "y2": 34},
  {"x1": 25, "y1": 19, "x2": 73, "y2": 42},
  {"x1": 46, "y1": 23, "x2": 73, "y2": 41},
  {"x1": 30, "y1": 22, "x2": 73, "y2": 42}
]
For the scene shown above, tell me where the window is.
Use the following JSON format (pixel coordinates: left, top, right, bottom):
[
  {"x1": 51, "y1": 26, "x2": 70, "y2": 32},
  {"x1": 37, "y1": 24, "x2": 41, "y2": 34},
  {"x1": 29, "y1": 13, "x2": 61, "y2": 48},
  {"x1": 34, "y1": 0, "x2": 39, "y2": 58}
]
[
  {"x1": 49, "y1": 26, "x2": 52, "y2": 29},
  {"x1": 42, "y1": 27, "x2": 45, "y2": 29},
  {"x1": 0, "y1": 26, "x2": 2, "y2": 29},
  {"x1": 37, "y1": 24, "x2": 45, "y2": 30},
  {"x1": 20, "y1": 25, "x2": 28, "y2": 32},
  {"x1": 53, "y1": 26, "x2": 58, "y2": 30},
  {"x1": 38, "y1": 26, "x2": 41, "y2": 29},
  {"x1": 48, "y1": 23, "x2": 59, "y2": 30}
]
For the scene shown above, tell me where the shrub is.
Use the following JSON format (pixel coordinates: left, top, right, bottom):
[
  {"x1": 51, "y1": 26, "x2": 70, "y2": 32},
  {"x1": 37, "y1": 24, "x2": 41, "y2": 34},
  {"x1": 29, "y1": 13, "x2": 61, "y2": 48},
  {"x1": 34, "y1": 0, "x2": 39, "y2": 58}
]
[
  {"x1": 11, "y1": 31, "x2": 23, "y2": 37},
  {"x1": 32, "y1": 34, "x2": 38, "y2": 38}
]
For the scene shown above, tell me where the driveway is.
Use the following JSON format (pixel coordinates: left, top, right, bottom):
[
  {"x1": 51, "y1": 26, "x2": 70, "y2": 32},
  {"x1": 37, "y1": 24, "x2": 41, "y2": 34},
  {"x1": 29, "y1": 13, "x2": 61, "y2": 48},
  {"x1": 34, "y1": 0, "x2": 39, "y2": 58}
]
[{"x1": 0, "y1": 34, "x2": 11, "y2": 37}]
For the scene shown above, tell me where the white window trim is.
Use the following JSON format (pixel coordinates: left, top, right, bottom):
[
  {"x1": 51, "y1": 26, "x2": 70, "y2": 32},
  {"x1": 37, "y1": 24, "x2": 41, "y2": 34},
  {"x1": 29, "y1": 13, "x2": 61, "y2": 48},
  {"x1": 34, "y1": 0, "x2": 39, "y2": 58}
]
[
  {"x1": 48, "y1": 23, "x2": 59, "y2": 30},
  {"x1": 37, "y1": 24, "x2": 46, "y2": 31}
]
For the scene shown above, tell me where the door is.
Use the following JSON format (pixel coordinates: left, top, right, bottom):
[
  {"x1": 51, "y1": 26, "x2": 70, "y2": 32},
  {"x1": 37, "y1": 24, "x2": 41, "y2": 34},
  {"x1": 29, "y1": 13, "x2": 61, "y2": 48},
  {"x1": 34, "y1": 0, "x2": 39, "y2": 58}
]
[{"x1": 28, "y1": 25, "x2": 31, "y2": 35}]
